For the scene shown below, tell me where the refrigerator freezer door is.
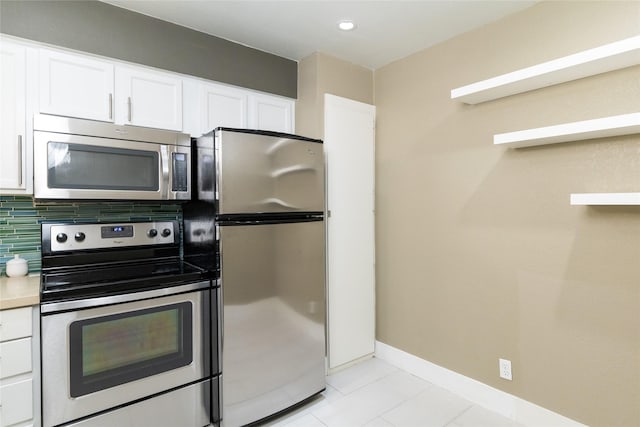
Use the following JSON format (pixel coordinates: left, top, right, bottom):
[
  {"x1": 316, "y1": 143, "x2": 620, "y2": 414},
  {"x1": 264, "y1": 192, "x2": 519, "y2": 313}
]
[
  {"x1": 219, "y1": 220, "x2": 326, "y2": 427},
  {"x1": 216, "y1": 130, "x2": 324, "y2": 214}
]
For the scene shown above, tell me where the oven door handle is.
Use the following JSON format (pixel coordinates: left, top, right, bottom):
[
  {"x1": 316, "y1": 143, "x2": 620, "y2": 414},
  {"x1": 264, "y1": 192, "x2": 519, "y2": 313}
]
[{"x1": 40, "y1": 281, "x2": 211, "y2": 314}]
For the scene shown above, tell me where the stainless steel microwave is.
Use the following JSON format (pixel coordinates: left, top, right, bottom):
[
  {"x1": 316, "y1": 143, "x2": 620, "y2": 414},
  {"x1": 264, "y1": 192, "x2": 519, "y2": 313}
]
[{"x1": 34, "y1": 114, "x2": 191, "y2": 201}]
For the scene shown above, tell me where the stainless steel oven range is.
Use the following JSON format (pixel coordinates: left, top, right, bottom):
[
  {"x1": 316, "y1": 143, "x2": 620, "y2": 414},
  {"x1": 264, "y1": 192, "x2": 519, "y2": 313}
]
[{"x1": 39, "y1": 221, "x2": 219, "y2": 427}]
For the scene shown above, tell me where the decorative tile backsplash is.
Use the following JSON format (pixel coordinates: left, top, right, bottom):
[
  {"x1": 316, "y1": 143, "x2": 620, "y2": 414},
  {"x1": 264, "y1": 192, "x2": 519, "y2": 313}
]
[{"x1": 0, "y1": 196, "x2": 182, "y2": 274}]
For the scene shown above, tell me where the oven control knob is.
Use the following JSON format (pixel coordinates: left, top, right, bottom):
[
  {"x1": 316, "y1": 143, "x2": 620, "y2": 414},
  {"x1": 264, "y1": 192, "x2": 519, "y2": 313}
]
[
  {"x1": 56, "y1": 233, "x2": 68, "y2": 243},
  {"x1": 147, "y1": 229, "x2": 158, "y2": 238},
  {"x1": 74, "y1": 232, "x2": 86, "y2": 242},
  {"x1": 161, "y1": 228, "x2": 172, "y2": 237}
]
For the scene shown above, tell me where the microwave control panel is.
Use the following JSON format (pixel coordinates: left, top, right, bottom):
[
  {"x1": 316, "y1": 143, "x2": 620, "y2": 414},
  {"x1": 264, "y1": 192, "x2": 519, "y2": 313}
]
[{"x1": 172, "y1": 153, "x2": 188, "y2": 192}]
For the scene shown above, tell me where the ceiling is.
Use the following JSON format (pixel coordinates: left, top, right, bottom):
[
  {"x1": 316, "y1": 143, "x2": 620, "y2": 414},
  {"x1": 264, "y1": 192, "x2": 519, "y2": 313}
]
[{"x1": 102, "y1": 0, "x2": 538, "y2": 70}]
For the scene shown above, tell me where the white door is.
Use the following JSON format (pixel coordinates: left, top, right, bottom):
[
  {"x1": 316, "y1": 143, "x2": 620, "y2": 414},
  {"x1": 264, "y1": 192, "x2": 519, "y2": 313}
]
[
  {"x1": 39, "y1": 49, "x2": 114, "y2": 122},
  {"x1": 115, "y1": 66, "x2": 183, "y2": 131},
  {"x1": 248, "y1": 93, "x2": 294, "y2": 133},
  {"x1": 324, "y1": 94, "x2": 376, "y2": 370}
]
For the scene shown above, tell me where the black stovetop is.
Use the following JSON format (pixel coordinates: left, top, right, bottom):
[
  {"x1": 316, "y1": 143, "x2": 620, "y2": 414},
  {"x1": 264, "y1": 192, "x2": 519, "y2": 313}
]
[{"x1": 40, "y1": 257, "x2": 207, "y2": 303}]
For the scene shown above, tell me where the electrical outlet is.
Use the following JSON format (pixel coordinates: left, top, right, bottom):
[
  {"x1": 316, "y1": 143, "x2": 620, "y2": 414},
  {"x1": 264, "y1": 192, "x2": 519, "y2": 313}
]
[{"x1": 499, "y1": 358, "x2": 512, "y2": 380}]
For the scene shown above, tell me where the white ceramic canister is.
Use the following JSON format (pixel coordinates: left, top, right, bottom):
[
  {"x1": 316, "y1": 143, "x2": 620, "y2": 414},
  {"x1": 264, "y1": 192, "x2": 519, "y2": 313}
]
[{"x1": 6, "y1": 254, "x2": 28, "y2": 277}]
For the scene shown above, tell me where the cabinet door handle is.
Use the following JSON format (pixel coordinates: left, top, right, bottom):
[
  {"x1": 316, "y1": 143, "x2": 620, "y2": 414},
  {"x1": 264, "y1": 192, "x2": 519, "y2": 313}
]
[
  {"x1": 127, "y1": 97, "x2": 132, "y2": 122},
  {"x1": 109, "y1": 93, "x2": 113, "y2": 120},
  {"x1": 17, "y1": 135, "x2": 23, "y2": 186}
]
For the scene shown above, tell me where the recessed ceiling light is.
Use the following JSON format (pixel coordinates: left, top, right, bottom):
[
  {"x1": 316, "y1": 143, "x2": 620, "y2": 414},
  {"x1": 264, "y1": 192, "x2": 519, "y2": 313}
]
[{"x1": 338, "y1": 20, "x2": 356, "y2": 31}]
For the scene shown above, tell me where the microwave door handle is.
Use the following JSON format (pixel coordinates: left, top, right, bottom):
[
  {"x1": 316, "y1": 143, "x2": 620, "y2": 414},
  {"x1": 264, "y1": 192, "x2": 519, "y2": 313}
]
[{"x1": 160, "y1": 146, "x2": 169, "y2": 198}]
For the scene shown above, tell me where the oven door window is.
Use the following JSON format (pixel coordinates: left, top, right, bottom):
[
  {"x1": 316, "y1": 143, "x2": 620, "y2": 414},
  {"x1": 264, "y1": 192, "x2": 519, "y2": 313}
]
[
  {"x1": 47, "y1": 141, "x2": 159, "y2": 191},
  {"x1": 69, "y1": 302, "x2": 193, "y2": 397}
]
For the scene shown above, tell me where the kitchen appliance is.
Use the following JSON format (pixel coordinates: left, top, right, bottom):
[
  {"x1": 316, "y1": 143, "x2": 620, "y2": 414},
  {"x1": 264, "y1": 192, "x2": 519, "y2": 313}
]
[
  {"x1": 33, "y1": 114, "x2": 191, "y2": 200},
  {"x1": 39, "y1": 221, "x2": 219, "y2": 427},
  {"x1": 184, "y1": 128, "x2": 326, "y2": 426}
]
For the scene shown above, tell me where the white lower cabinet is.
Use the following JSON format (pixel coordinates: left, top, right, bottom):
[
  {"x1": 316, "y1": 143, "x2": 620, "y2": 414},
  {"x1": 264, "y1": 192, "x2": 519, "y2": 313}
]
[
  {"x1": 0, "y1": 379, "x2": 33, "y2": 427},
  {"x1": 0, "y1": 307, "x2": 36, "y2": 427},
  {"x1": 0, "y1": 338, "x2": 32, "y2": 379},
  {"x1": 0, "y1": 307, "x2": 31, "y2": 342}
]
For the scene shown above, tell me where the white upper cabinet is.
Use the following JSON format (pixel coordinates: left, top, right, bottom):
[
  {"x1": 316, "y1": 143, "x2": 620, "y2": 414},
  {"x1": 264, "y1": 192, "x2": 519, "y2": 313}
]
[
  {"x1": 39, "y1": 48, "x2": 183, "y2": 131},
  {"x1": 39, "y1": 49, "x2": 114, "y2": 122},
  {"x1": 115, "y1": 66, "x2": 183, "y2": 131},
  {"x1": 0, "y1": 41, "x2": 26, "y2": 191},
  {"x1": 20, "y1": 39, "x2": 295, "y2": 143},
  {"x1": 0, "y1": 39, "x2": 33, "y2": 194},
  {"x1": 202, "y1": 81, "x2": 248, "y2": 131},
  {"x1": 248, "y1": 93, "x2": 294, "y2": 133},
  {"x1": 184, "y1": 79, "x2": 249, "y2": 137},
  {"x1": 184, "y1": 79, "x2": 294, "y2": 137}
]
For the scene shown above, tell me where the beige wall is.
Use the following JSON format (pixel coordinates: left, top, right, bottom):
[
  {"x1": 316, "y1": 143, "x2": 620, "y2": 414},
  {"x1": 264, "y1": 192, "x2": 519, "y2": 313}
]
[
  {"x1": 374, "y1": 2, "x2": 640, "y2": 427},
  {"x1": 296, "y1": 52, "x2": 373, "y2": 139}
]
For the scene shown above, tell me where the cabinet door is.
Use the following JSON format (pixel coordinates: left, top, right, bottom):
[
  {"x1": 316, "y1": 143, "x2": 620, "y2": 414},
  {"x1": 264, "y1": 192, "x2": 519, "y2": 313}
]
[
  {"x1": 0, "y1": 41, "x2": 27, "y2": 192},
  {"x1": 0, "y1": 378, "x2": 33, "y2": 426},
  {"x1": 248, "y1": 93, "x2": 294, "y2": 133},
  {"x1": 116, "y1": 66, "x2": 183, "y2": 131},
  {"x1": 201, "y1": 82, "x2": 247, "y2": 133},
  {"x1": 0, "y1": 307, "x2": 32, "y2": 342},
  {"x1": 0, "y1": 338, "x2": 31, "y2": 379},
  {"x1": 182, "y1": 77, "x2": 201, "y2": 137},
  {"x1": 39, "y1": 49, "x2": 114, "y2": 122}
]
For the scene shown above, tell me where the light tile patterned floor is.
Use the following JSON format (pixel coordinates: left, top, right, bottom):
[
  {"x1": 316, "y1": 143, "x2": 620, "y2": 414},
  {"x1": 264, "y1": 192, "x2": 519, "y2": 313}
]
[{"x1": 264, "y1": 357, "x2": 524, "y2": 427}]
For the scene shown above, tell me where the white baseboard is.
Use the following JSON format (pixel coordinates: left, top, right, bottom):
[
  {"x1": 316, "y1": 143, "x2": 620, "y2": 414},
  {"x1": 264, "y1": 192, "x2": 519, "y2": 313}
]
[{"x1": 375, "y1": 341, "x2": 586, "y2": 427}]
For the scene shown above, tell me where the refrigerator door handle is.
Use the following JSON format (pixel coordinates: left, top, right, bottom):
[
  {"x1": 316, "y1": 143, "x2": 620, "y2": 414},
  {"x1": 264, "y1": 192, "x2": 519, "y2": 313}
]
[
  {"x1": 217, "y1": 285, "x2": 223, "y2": 373},
  {"x1": 215, "y1": 223, "x2": 222, "y2": 373},
  {"x1": 216, "y1": 212, "x2": 324, "y2": 226}
]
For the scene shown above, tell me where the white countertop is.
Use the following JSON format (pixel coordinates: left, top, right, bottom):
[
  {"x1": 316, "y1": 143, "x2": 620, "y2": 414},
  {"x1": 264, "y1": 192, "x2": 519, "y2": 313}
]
[{"x1": 0, "y1": 274, "x2": 40, "y2": 310}]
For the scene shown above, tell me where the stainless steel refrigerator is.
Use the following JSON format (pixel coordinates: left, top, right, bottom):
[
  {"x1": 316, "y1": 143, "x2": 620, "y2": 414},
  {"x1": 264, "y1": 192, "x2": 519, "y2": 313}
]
[{"x1": 184, "y1": 128, "x2": 326, "y2": 426}]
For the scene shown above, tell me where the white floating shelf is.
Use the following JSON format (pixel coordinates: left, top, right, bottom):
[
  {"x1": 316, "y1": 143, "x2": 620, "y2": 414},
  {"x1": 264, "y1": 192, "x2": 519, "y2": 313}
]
[
  {"x1": 451, "y1": 35, "x2": 640, "y2": 104},
  {"x1": 570, "y1": 192, "x2": 640, "y2": 206},
  {"x1": 493, "y1": 112, "x2": 640, "y2": 148}
]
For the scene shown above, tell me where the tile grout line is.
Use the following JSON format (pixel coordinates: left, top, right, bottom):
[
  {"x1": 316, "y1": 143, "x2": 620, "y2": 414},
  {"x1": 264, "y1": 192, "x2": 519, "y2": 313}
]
[
  {"x1": 442, "y1": 403, "x2": 475, "y2": 427},
  {"x1": 375, "y1": 384, "x2": 448, "y2": 427},
  {"x1": 359, "y1": 371, "x2": 438, "y2": 427},
  {"x1": 327, "y1": 364, "x2": 400, "y2": 396}
]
